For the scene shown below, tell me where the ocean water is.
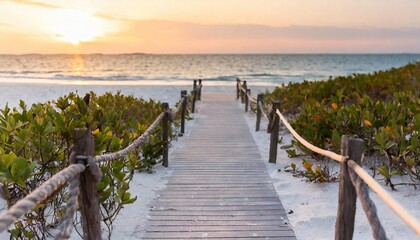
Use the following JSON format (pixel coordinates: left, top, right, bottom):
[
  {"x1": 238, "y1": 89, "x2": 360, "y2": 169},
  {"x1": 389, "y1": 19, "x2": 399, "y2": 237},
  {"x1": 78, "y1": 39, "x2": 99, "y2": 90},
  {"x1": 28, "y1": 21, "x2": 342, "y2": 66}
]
[{"x1": 0, "y1": 54, "x2": 419, "y2": 86}]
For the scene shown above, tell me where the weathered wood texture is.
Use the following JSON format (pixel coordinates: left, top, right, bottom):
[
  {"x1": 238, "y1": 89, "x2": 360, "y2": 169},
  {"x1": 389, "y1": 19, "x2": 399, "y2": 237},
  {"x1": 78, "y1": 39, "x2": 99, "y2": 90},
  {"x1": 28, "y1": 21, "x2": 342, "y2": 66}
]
[
  {"x1": 269, "y1": 101, "x2": 280, "y2": 164},
  {"x1": 141, "y1": 93, "x2": 295, "y2": 239},
  {"x1": 180, "y1": 90, "x2": 188, "y2": 134},
  {"x1": 73, "y1": 129, "x2": 102, "y2": 240},
  {"x1": 255, "y1": 93, "x2": 264, "y2": 131},
  {"x1": 162, "y1": 103, "x2": 169, "y2": 167},
  {"x1": 335, "y1": 136, "x2": 364, "y2": 240}
]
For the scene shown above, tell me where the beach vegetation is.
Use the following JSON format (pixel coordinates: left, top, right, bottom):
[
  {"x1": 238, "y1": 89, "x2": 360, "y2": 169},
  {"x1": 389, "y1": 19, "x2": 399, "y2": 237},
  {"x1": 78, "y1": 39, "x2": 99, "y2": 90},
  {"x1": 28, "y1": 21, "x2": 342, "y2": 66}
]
[
  {"x1": 267, "y1": 62, "x2": 420, "y2": 187},
  {"x1": 0, "y1": 91, "x2": 184, "y2": 239}
]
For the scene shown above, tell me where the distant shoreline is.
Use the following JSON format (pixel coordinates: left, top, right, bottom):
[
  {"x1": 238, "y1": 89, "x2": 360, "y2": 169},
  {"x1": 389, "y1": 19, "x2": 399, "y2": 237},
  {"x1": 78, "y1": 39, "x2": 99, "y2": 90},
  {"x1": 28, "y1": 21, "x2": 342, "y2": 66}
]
[{"x1": 1, "y1": 52, "x2": 420, "y2": 56}]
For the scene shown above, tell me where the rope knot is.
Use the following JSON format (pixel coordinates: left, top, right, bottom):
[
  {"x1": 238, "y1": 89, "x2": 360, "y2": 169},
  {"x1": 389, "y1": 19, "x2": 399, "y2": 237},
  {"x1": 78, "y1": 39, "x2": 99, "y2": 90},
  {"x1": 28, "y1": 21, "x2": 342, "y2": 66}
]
[
  {"x1": 165, "y1": 109, "x2": 174, "y2": 123},
  {"x1": 75, "y1": 155, "x2": 89, "y2": 166},
  {"x1": 266, "y1": 110, "x2": 276, "y2": 133}
]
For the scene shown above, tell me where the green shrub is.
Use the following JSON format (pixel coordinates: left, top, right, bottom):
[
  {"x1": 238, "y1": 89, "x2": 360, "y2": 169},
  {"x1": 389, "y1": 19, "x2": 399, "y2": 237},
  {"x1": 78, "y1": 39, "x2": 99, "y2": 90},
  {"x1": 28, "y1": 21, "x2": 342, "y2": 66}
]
[
  {"x1": 266, "y1": 62, "x2": 420, "y2": 187},
  {"x1": 0, "y1": 91, "x2": 181, "y2": 239}
]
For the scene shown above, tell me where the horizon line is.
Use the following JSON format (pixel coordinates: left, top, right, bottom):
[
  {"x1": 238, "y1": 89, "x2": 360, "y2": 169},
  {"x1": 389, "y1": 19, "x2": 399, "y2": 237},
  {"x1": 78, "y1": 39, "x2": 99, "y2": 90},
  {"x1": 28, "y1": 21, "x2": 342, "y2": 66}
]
[{"x1": 1, "y1": 52, "x2": 420, "y2": 56}]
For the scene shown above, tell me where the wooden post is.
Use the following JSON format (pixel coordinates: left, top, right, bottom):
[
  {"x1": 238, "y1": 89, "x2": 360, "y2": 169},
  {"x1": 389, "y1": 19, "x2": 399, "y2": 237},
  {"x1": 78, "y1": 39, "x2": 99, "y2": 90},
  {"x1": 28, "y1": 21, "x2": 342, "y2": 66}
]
[
  {"x1": 192, "y1": 80, "x2": 197, "y2": 113},
  {"x1": 180, "y1": 90, "x2": 187, "y2": 135},
  {"x1": 236, "y1": 79, "x2": 241, "y2": 99},
  {"x1": 245, "y1": 89, "x2": 250, "y2": 112},
  {"x1": 335, "y1": 136, "x2": 364, "y2": 240},
  {"x1": 256, "y1": 93, "x2": 264, "y2": 131},
  {"x1": 241, "y1": 81, "x2": 247, "y2": 104},
  {"x1": 73, "y1": 129, "x2": 102, "y2": 240},
  {"x1": 197, "y1": 79, "x2": 202, "y2": 101},
  {"x1": 191, "y1": 89, "x2": 196, "y2": 113},
  {"x1": 162, "y1": 103, "x2": 169, "y2": 167},
  {"x1": 193, "y1": 79, "x2": 197, "y2": 91},
  {"x1": 269, "y1": 101, "x2": 280, "y2": 164}
]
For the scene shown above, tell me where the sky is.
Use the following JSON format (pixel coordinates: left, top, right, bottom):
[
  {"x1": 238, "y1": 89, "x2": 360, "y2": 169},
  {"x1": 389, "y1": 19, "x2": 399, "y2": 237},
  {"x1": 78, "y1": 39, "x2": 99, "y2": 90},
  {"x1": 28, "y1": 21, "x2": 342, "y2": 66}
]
[{"x1": 0, "y1": 0, "x2": 420, "y2": 54}]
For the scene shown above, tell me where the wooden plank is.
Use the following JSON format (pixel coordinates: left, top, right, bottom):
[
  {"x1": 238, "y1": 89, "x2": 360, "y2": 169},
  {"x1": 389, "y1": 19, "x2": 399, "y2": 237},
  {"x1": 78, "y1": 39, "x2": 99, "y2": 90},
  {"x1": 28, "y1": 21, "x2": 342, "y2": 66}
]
[
  {"x1": 151, "y1": 205, "x2": 284, "y2": 211},
  {"x1": 143, "y1": 231, "x2": 295, "y2": 238},
  {"x1": 147, "y1": 220, "x2": 289, "y2": 227},
  {"x1": 145, "y1": 225, "x2": 291, "y2": 232},
  {"x1": 149, "y1": 210, "x2": 286, "y2": 216},
  {"x1": 142, "y1": 92, "x2": 295, "y2": 239},
  {"x1": 148, "y1": 215, "x2": 285, "y2": 221},
  {"x1": 143, "y1": 238, "x2": 296, "y2": 240},
  {"x1": 152, "y1": 201, "x2": 283, "y2": 207}
]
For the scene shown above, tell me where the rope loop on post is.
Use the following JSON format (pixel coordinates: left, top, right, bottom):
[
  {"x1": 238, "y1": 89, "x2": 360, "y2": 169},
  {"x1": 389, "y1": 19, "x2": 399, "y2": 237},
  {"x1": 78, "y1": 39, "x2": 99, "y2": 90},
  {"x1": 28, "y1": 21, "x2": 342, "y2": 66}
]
[
  {"x1": 87, "y1": 156, "x2": 103, "y2": 182},
  {"x1": 266, "y1": 109, "x2": 276, "y2": 133},
  {"x1": 165, "y1": 108, "x2": 174, "y2": 123}
]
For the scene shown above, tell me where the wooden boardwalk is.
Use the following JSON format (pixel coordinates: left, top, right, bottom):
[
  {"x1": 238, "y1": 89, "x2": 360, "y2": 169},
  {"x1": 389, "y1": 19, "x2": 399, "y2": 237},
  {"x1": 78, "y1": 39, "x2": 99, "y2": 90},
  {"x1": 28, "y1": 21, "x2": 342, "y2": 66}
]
[{"x1": 141, "y1": 92, "x2": 296, "y2": 239}]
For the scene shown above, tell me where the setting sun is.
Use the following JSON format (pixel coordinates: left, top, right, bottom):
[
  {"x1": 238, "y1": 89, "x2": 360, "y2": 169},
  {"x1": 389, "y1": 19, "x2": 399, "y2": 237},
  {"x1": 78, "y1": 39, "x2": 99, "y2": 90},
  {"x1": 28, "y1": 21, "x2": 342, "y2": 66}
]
[{"x1": 50, "y1": 10, "x2": 107, "y2": 44}]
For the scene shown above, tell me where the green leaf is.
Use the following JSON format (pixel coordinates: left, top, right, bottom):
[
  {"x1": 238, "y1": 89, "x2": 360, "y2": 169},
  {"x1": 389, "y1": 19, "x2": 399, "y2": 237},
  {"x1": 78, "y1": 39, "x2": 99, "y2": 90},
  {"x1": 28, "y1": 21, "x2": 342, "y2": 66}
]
[
  {"x1": 375, "y1": 133, "x2": 385, "y2": 147},
  {"x1": 1, "y1": 152, "x2": 17, "y2": 167},
  {"x1": 385, "y1": 141, "x2": 396, "y2": 150},
  {"x1": 123, "y1": 196, "x2": 137, "y2": 204},
  {"x1": 290, "y1": 163, "x2": 296, "y2": 171},
  {"x1": 332, "y1": 129, "x2": 341, "y2": 148},
  {"x1": 286, "y1": 149, "x2": 297, "y2": 158},
  {"x1": 111, "y1": 137, "x2": 121, "y2": 151},
  {"x1": 99, "y1": 187, "x2": 113, "y2": 203},
  {"x1": 406, "y1": 158, "x2": 416, "y2": 168},
  {"x1": 122, "y1": 192, "x2": 131, "y2": 201},
  {"x1": 23, "y1": 229, "x2": 35, "y2": 239},
  {"x1": 11, "y1": 157, "x2": 29, "y2": 179},
  {"x1": 378, "y1": 165, "x2": 390, "y2": 179},
  {"x1": 43, "y1": 122, "x2": 56, "y2": 135},
  {"x1": 9, "y1": 228, "x2": 20, "y2": 237}
]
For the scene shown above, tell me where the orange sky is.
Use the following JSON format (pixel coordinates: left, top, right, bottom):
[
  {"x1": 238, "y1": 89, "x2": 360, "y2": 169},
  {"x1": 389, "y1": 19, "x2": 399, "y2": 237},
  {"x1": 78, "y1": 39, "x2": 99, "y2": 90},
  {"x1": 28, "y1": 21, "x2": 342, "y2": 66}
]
[{"x1": 0, "y1": 0, "x2": 420, "y2": 54}]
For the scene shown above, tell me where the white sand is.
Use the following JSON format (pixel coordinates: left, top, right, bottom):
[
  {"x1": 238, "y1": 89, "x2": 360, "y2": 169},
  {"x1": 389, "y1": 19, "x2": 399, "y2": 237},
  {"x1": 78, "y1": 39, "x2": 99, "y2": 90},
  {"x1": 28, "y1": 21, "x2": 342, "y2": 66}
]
[{"x1": 1, "y1": 83, "x2": 418, "y2": 239}]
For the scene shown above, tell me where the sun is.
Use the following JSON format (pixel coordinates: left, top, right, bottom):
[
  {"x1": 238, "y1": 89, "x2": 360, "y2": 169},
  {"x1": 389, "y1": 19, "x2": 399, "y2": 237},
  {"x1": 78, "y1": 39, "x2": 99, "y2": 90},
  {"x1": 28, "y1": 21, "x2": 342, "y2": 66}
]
[{"x1": 51, "y1": 10, "x2": 106, "y2": 44}]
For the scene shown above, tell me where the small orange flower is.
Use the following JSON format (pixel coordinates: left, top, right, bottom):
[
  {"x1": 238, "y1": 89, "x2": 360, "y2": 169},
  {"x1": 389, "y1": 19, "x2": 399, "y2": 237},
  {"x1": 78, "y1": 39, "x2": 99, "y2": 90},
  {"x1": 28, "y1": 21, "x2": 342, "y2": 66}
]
[
  {"x1": 364, "y1": 119, "x2": 372, "y2": 126},
  {"x1": 331, "y1": 103, "x2": 338, "y2": 109}
]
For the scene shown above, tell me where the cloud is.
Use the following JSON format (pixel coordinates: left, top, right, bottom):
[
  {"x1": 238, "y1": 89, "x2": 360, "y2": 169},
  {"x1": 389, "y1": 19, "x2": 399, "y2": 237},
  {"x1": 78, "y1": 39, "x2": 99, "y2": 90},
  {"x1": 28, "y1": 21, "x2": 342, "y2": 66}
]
[
  {"x1": 94, "y1": 12, "x2": 134, "y2": 22},
  {"x1": 2, "y1": 0, "x2": 62, "y2": 9},
  {"x1": 119, "y1": 20, "x2": 420, "y2": 41},
  {"x1": 3, "y1": 18, "x2": 420, "y2": 53},
  {"x1": 89, "y1": 20, "x2": 420, "y2": 53}
]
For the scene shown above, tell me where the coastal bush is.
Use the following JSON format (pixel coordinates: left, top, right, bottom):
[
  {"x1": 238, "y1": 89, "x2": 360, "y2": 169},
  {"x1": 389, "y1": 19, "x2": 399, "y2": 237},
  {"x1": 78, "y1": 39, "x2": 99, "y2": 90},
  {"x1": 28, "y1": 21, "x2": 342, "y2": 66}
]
[
  {"x1": 268, "y1": 62, "x2": 419, "y2": 115},
  {"x1": 267, "y1": 62, "x2": 420, "y2": 187},
  {"x1": 0, "y1": 91, "x2": 181, "y2": 239}
]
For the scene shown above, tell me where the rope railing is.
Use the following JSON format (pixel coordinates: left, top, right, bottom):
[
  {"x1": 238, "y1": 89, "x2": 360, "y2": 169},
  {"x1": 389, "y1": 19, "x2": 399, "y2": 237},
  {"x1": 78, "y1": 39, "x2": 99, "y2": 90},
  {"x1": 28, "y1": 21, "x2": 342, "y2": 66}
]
[
  {"x1": 258, "y1": 101, "x2": 269, "y2": 120},
  {"x1": 0, "y1": 81, "x2": 200, "y2": 239},
  {"x1": 94, "y1": 111, "x2": 166, "y2": 163},
  {"x1": 172, "y1": 96, "x2": 186, "y2": 117},
  {"x1": 235, "y1": 79, "x2": 420, "y2": 239},
  {"x1": 95, "y1": 94, "x2": 190, "y2": 164},
  {"x1": 275, "y1": 106, "x2": 420, "y2": 237},
  {"x1": 0, "y1": 164, "x2": 86, "y2": 233},
  {"x1": 248, "y1": 94, "x2": 257, "y2": 104},
  {"x1": 275, "y1": 109, "x2": 345, "y2": 162},
  {"x1": 55, "y1": 177, "x2": 80, "y2": 240}
]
